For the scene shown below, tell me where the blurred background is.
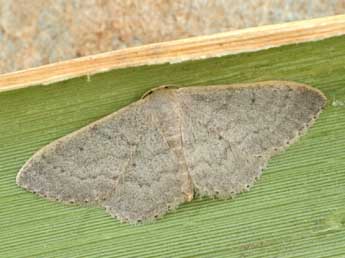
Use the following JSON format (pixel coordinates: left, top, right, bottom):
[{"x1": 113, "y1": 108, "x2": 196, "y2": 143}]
[{"x1": 0, "y1": 0, "x2": 344, "y2": 74}]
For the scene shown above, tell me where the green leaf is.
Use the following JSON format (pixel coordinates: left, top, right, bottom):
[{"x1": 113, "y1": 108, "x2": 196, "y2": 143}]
[{"x1": 1, "y1": 35, "x2": 345, "y2": 258}]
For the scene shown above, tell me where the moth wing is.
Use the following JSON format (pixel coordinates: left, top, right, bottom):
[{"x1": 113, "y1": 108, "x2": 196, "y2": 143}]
[
  {"x1": 103, "y1": 90, "x2": 191, "y2": 223},
  {"x1": 17, "y1": 96, "x2": 187, "y2": 219},
  {"x1": 16, "y1": 116, "x2": 124, "y2": 204},
  {"x1": 176, "y1": 81, "x2": 326, "y2": 198}
]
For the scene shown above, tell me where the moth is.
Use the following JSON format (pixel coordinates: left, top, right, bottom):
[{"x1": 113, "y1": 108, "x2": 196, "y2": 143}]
[{"x1": 16, "y1": 81, "x2": 326, "y2": 223}]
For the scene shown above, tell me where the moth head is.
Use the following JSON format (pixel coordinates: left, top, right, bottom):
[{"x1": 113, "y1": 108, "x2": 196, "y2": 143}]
[{"x1": 141, "y1": 85, "x2": 179, "y2": 99}]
